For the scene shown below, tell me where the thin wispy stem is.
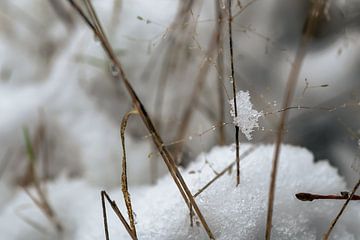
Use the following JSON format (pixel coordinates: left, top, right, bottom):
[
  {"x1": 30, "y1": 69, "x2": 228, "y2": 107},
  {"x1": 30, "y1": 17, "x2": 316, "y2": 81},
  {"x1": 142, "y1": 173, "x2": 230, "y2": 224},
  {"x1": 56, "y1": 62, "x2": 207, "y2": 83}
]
[
  {"x1": 265, "y1": 0, "x2": 328, "y2": 239},
  {"x1": 227, "y1": 0, "x2": 241, "y2": 186},
  {"x1": 172, "y1": 14, "x2": 221, "y2": 164},
  {"x1": 323, "y1": 178, "x2": 360, "y2": 240}
]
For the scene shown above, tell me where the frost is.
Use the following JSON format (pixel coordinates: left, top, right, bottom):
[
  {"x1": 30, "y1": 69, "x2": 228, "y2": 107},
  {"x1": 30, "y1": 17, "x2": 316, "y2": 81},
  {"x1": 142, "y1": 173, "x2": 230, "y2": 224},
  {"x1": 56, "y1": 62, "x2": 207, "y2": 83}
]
[{"x1": 229, "y1": 91, "x2": 263, "y2": 140}]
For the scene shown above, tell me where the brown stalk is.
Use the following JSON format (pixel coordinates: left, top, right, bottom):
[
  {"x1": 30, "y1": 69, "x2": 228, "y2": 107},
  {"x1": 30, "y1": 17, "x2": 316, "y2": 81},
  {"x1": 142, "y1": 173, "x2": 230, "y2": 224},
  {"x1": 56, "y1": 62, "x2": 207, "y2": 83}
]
[
  {"x1": 120, "y1": 110, "x2": 139, "y2": 237},
  {"x1": 227, "y1": 0, "x2": 241, "y2": 186},
  {"x1": 152, "y1": 0, "x2": 195, "y2": 132},
  {"x1": 216, "y1": 0, "x2": 226, "y2": 145},
  {"x1": 101, "y1": 190, "x2": 137, "y2": 240},
  {"x1": 22, "y1": 127, "x2": 63, "y2": 232},
  {"x1": 265, "y1": 1, "x2": 328, "y2": 239},
  {"x1": 172, "y1": 6, "x2": 222, "y2": 164},
  {"x1": 67, "y1": 1, "x2": 214, "y2": 239},
  {"x1": 323, "y1": 178, "x2": 360, "y2": 240}
]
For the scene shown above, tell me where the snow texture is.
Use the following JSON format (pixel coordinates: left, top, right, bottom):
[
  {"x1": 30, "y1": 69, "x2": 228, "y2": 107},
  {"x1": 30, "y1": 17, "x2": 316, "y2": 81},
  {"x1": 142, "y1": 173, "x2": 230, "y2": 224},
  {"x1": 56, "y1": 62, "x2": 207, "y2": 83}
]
[
  {"x1": 229, "y1": 91, "x2": 263, "y2": 140},
  {"x1": 0, "y1": 144, "x2": 359, "y2": 240}
]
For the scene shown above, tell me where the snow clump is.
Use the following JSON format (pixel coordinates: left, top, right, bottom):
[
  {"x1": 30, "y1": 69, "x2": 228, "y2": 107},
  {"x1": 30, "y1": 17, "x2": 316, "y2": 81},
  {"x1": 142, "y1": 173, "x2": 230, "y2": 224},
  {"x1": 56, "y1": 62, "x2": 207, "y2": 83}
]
[{"x1": 229, "y1": 91, "x2": 263, "y2": 140}]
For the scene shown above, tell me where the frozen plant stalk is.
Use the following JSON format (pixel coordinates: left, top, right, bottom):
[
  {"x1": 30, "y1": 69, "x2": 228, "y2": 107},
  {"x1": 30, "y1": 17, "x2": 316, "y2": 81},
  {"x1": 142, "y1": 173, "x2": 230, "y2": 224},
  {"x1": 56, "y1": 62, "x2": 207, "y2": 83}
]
[{"x1": 229, "y1": 91, "x2": 262, "y2": 140}]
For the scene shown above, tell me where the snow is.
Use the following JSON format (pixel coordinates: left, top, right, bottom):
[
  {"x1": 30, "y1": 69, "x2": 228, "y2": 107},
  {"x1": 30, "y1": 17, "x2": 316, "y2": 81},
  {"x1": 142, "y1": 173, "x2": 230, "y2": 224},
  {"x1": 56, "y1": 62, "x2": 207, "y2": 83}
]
[
  {"x1": 229, "y1": 91, "x2": 263, "y2": 140},
  {"x1": 1, "y1": 144, "x2": 359, "y2": 240}
]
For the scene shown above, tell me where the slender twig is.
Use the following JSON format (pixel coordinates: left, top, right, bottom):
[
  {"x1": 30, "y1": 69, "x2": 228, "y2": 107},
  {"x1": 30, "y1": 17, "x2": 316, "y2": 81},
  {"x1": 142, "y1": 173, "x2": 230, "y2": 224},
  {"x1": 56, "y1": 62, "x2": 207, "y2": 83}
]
[
  {"x1": 265, "y1": 1, "x2": 328, "y2": 239},
  {"x1": 120, "y1": 110, "x2": 139, "y2": 237},
  {"x1": 227, "y1": 0, "x2": 241, "y2": 186},
  {"x1": 101, "y1": 191, "x2": 110, "y2": 240},
  {"x1": 101, "y1": 191, "x2": 137, "y2": 240},
  {"x1": 296, "y1": 192, "x2": 360, "y2": 201},
  {"x1": 67, "y1": 1, "x2": 214, "y2": 238},
  {"x1": 323, "y1": 178, "x2": 360, "y2": 240},
  {"x1": 263, "y1": 106, "x2": 334, "y2": 116}
]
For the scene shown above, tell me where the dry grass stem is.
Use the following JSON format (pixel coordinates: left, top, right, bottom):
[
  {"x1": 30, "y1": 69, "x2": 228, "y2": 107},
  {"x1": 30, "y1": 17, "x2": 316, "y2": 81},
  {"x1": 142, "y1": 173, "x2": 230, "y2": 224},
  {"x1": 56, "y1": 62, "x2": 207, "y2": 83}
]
[
  {"x1": 101, "y1": 190, "x2": 137, "y2": 240},
  {"x1": 172, "y1": 15, "x2": 221, "y2": 164},
  {"x1": 216, "y1": 0, "x2": 226, "y2": 145},
  {"x1": 152, "y1": 0, "x2": 195, "y2": 132},
  {"x1": 227, "y1": 0, "x2": 241, "y2": 186},
  {"x1": 263, "y1": 105, "x2": 334, "y2": 116},
  {"x1": 323, "y1": 178, "x2": 360, "y2": 240},
  {"x1": 265, "y1": 0, "x2": 328, "y2": 239},
  {"x1": 120, "y1": 110, "x2": 139, "y2": 237},
  {"x1": 22, "y1": 127, "x2": 63, "y2": 232}
]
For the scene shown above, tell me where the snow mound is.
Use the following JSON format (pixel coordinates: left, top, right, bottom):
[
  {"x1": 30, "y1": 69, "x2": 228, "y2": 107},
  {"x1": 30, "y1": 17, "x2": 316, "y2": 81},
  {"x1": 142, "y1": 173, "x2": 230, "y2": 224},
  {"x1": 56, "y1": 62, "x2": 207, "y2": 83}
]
[{"x1": 1, "y1": 144, "x2": 359, "y2": 240}]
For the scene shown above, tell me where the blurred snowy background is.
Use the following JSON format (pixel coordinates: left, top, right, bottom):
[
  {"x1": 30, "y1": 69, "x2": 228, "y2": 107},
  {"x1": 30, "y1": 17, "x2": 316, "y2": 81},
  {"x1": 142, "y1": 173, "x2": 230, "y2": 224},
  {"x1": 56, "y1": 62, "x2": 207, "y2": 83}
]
[{"x1": 0, "y1": 0, "x2": 360, "y2": 239}]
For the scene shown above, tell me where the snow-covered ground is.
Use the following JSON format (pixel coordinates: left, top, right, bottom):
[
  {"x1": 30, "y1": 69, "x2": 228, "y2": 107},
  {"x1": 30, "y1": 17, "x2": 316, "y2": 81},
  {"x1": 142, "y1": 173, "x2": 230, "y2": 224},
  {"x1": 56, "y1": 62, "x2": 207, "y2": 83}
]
[{"x1": 0, "y1": 144, "x2": 359, "y2": 239}]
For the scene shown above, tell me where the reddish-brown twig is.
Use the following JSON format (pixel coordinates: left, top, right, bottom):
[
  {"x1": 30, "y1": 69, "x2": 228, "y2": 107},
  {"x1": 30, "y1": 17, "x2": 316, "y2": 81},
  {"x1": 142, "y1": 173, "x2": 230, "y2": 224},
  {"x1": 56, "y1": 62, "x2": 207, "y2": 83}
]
[{"x1": 296, "y1": 192, "x2": 360, "y2": 201}]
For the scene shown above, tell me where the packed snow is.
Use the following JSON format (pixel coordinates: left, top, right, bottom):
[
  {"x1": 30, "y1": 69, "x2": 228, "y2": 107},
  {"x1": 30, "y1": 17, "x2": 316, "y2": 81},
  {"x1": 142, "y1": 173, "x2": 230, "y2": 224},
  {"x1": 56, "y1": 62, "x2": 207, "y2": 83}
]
[{"x1": 0, "y1": 144, "x2": 359, "y2": 240}]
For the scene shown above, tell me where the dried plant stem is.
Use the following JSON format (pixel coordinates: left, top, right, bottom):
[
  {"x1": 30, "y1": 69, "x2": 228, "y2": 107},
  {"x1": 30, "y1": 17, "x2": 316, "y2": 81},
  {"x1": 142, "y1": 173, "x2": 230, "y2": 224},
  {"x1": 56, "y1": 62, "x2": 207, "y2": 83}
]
[
  {"x1": 15, "y1": 206, "x2": 49, "y2": 235},
  {"x1": 216, "y1": 0, "x2": 226, "y2": 145},
  {"x1": 101, "y1": 190, "x2": 137, "y2": 240},
  {"x1": 120, "y1": 110, "x2": 139, "y2": 237},
  {"x1": 263, "y1": 105, "x2": 334, "y2": 116},
  {"x1": 265, "y1": 1, "x2": 328, "y2": 239},
  {"x1": 296, "y1": 192, "x2": 360, "y2": 201},
  {"x1": 323, "y1": 178, "x2": 360, "y2": 240},
  {"x1": 227, "y1": 0, "x2": 240, "y2": 186},
  {"x1": 152, "y1": 1, "x2": 195, "y2": 132},
  {"x1": 173, "y1": 18, "x2": 221, "y2": 164},
  {"x1": 22, "y1": 127, "x2": 63, "y2": 232},
  {"x1": 67, "y1": 1, "x2": 214, "y2": 239}
]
